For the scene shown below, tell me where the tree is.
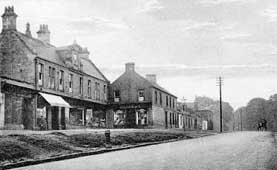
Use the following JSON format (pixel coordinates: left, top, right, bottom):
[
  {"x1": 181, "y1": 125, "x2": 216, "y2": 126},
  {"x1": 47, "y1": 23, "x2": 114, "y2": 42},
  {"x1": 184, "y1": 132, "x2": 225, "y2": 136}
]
[{"x1": 194, "y1": 96, "x2": 234, "y2": 131}]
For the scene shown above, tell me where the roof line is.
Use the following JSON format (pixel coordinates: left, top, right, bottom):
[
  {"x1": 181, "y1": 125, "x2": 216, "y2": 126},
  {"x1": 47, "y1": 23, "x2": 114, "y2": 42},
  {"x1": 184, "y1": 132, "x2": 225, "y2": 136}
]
[{"x1": 82, "y1": 57, "x2": 109, "y2": 82}]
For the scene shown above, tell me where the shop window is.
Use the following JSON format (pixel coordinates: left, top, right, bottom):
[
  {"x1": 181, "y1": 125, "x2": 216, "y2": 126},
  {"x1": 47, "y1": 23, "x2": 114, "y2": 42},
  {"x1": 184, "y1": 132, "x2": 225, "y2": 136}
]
[
  {"x1": 136, "y1": 109, "x2": 147, "y2": 125},
  {"x1": 87, "y1": 110, "x2": 106, "y2": 128},
  {"x1": 138, "y1": 89, "x2": 145, "y2": 102},
  {"x1": 69, "y1": 108, "x2": 84, "y2": 126},
  {"x1": 114, "y1": 90, "x2": 120, "y2": 102},
  {"x1": 58, "y1": 70, "x2": 64, "y2": 91},
  {"x1": 69, "y1": 73, "x2": 73, "y2": 93},
  {"x1": 38, "y1": 63, "x2": 44, "y2": 86},
  {"x1": 114, "y1": 110, "x2": 126, "y2": 126}
]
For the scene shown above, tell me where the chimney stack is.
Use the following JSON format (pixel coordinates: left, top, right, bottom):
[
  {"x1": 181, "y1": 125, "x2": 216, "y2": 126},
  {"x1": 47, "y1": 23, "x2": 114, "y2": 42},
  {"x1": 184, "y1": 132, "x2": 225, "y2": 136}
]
[
  {"x1": 37, "y1": 24, "x2": 50, "y2": 44},
  {"x1": 1, "y1": 6, "x2": 17, "y2": 32},
  {"x1": 25, "y1": 22, "x2": 32, "y2": 37},
  {"x1": 146, "y1": 74, "x2": 157, "y2": 83},
  {"x1": 125, "y1": 62, "x2": 135, "y2": 72}
]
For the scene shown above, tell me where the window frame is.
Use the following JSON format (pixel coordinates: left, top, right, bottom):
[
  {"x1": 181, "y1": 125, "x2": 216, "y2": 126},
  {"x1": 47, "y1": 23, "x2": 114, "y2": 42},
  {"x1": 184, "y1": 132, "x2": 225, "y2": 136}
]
[
  {"x1": 79, "y1": 77, "x2": 83, "y2": 96},
  {"x1": 88, "y1": 80, "x2": 92, "y2": 98},
  {"x1": 138, "y1": 89, "x2": 145, "y2": 102},
  {"x1": 69, "y1": 73, "x2": 73, "y2": 93},
  {"x1": 114, "y1": 90, "x2": 120, "y2": 102},
  {"x1": 38, "y1": 63, "x2": 44, "y2": 86}
]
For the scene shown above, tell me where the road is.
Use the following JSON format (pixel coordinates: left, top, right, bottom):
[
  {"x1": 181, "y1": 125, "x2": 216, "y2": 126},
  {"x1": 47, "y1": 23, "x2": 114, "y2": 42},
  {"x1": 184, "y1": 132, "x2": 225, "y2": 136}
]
[{"x1": 13, "y1": 131, "x2": 277, "y2": 170}]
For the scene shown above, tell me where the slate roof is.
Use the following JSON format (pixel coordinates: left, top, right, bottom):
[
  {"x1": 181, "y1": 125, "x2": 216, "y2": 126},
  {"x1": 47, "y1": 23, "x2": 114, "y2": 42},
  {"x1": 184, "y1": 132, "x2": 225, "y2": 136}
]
[
  {"x1": 1, "y1": 30, "x2": 108, "y2": 82},
  {"x1": 114, "y1": 68, "x2": 177, "y2": 98}
]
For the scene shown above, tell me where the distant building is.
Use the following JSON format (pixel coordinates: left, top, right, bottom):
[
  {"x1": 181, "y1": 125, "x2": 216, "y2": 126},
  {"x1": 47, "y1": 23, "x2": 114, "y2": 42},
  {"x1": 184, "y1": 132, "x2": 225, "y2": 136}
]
[
  {"x1": 0, "y1": 7, "x2": 109, "y2": 130},
  {"x1": 195, "y1": 110, "x2": 213, "y2": 130},
  {"x1": 108, "y1": 63, "x2": 178, "y2": 128},
  {"x1": 177, "y1": 102, "x2": 198, "y2": 130}
]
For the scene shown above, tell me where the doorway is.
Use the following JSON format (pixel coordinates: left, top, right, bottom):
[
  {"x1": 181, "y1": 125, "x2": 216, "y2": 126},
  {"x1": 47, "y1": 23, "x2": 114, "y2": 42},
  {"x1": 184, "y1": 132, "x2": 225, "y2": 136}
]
[
  {"x1": 22, "y1": 98, "x2": 33, "y2": 129},
  {"x1": 51, "y1": 106, "x2": 59, "y2": 130}
]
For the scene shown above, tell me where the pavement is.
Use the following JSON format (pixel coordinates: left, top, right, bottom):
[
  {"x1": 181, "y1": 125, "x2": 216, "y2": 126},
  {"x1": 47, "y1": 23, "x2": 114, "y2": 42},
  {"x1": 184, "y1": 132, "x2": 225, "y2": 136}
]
[
  {"x1": 11, "y1": 131, "x2": 277, "y2": 170},
  {"x1": 0, "y1": 128, "x2": 216, "y2": 136}
]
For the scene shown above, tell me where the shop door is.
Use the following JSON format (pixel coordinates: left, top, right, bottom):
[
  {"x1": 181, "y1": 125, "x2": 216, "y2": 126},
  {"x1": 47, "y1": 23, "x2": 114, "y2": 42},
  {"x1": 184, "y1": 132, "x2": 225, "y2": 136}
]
[
  {"x1": 61, "y1": 107, "x2": 66, "y2": 130},
  {"x1": 126, "y1": 109, "x2": 136, "y2": 128},
  {"x1": 22, "y1": 98, "x2": 32, "y2": 129},
  {"x1": 51, "y1": 107, "x2": 59, "y2": 130}
]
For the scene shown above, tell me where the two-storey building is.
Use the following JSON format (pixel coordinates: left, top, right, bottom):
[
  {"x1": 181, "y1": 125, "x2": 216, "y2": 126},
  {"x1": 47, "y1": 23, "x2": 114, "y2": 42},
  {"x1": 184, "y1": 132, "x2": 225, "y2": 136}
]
[
  {"x1": 0, "y1": 7, "x2": 109, "y2": 130},
  {"x1": 108, "y1": 63, "x2": 178, "y2": 128}
]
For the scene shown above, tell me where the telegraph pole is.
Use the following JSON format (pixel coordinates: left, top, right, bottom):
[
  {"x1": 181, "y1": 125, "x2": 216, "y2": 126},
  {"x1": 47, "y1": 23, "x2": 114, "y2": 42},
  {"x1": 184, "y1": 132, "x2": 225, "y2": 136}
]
[
  {"x1": 240, "y1": 110, "x2": 242, "y2": 131},
  {"x1": 216, "y1": 76, "x2": 223, "y2": 133}
]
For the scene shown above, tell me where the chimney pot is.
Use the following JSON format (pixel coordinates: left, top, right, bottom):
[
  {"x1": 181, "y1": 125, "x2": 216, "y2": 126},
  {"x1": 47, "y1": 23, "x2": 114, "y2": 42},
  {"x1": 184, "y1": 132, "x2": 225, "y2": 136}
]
[
  {"x1": 25, "y1": 22, "x2": 32, "y2": 37},
  {"x1": 37, "y1": 24, "x2": 50, "y2": 44},
  {"x1": 2, "y1": 6, "x2": 18, "y2": 31},
  {"x1": 125, "y1": 62, "x2": 135, "y2": 72}
]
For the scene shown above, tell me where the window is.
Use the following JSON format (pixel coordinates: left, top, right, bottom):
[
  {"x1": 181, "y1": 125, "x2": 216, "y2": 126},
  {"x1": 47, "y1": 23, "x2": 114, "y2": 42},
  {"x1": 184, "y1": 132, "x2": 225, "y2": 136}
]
[
  {"x1": 88, "y1": 80, "x2": 91, "y2": 98},
  {"x1": 69, "y1": 73, "x2": 73, "y2": 93},
  {"x1": 58, "y1": 70, "x2": 64, "y2": 91},
  {"x1": 79, "y1": 77, "x2": 83, "y2": 95},
  {"x1": 173, "y1": 98, "x2": 175, "y2": 109},
  {"x1": 95, "y1": 82, "x2": 100, "y2": 100},
  {"x1": 72, "y1": 54, "x2": 78, "y2": 65},
  {"x1": 38, "y1": 63, "x2": 44, "y2": 86},
  {"x1": 138, "y1": 90, "x2": 145, "y2": 102},
  {"x1": 114, "y1": 90, "x2": 120, "y2": 102},
  {"x1": 155, "y1": 91, "x2": 158, "y2": 104},
  {"x1": 169, "y1": 113, "x2": 172, "y2": 125},
  {"x1": 166, "y1": 96, "x2": 169, "y2": 107},
  {"x1": 103, "y1": 85, "x2": 107, "y2": 100},
  {"x1": 159, "y1": 92, "x2": 162, "y2": 105},
  {"x1": 169, "y1": 97, "x2": 172, "y2": 108},
  {"x1": 48, "y1": 66, "x2": 55, "y2": 89}
]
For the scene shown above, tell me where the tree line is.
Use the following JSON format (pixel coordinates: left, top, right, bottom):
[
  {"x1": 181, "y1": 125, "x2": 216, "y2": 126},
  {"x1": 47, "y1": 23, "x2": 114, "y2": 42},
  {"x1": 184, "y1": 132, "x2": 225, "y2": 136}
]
[{"x1": 234, "y1": 94, "x2": 277, "y2": 131}]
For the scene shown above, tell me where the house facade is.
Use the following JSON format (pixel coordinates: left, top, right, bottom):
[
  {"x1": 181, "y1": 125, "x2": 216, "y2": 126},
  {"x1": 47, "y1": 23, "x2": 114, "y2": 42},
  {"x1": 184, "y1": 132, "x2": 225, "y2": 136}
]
[
  {"x1": 108, "y1": 63, "x2": 178, "y2": 128},
  {"x1": 0, "y1": 7, "x2": 109, "y2": 130}
]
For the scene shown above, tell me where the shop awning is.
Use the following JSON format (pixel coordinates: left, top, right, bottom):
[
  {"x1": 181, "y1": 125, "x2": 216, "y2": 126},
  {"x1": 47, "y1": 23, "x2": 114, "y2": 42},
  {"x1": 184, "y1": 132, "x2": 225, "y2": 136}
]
[{"x1": 39, "y1": 92, "x2": 71, "y2": 108}]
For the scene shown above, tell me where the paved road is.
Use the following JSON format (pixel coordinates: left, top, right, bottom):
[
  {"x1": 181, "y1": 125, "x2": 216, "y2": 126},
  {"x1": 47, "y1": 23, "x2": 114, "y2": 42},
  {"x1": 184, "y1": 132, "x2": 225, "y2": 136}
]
[{"x1": 14, "y1": 131, "x2": 277, "y2": 170}]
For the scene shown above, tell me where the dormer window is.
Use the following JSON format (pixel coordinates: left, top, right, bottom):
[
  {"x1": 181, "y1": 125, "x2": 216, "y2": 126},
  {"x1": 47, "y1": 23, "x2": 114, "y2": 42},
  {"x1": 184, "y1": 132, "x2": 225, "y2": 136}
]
[{"x1": 72, "y1": 54, "x2": 78, "y2": 65}]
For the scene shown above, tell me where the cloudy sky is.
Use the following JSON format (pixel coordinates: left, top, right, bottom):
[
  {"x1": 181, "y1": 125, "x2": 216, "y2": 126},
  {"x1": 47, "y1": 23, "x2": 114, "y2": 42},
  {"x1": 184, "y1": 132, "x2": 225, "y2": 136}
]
[{"x1": 2, "y1": 0, "x2": 277, "y2": 109}]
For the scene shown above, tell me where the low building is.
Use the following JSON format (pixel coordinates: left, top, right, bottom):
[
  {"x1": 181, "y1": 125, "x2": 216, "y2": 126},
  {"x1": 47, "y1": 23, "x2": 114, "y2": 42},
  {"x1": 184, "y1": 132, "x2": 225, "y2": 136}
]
[
  {"x1": 177, "y1": 102, "x2": 198, "y2": 130},
  {"x1": 0, "y1": 7, "x2": 109, "y2": 130},
  {"x1": 195, "y1": 110, "x2": 213, "y2": 130},
  {"x1": 108, "y1": 63, "x2": 178, "y2": 128}
]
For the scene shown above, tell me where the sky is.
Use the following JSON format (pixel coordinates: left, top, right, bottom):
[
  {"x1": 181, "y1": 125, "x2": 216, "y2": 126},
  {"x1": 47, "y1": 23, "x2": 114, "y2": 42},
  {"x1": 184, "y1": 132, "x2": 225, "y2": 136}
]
[{"x1": 1, "y1": 0, "x2": 277, "y2": 109}]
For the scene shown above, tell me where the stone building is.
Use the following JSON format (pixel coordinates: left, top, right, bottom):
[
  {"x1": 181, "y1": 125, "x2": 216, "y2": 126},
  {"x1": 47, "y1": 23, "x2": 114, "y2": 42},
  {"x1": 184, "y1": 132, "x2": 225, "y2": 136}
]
[
  {"x1": 108, "y1": 63, "x2": 178, "y2": 128},
  {"x1": 177, "y1": 102, "x2": 198, "y2": 130},
  {"x1": 0, "y1": 7, "x2": 109, "y2": 130}
]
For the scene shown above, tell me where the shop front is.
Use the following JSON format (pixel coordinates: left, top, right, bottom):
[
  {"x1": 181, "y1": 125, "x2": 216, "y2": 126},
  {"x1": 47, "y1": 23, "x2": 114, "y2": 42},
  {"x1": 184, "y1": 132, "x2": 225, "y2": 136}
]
[
  {"x1": 37, "y1": 92, "x2": 71, "y2": 130},
  {"x1": 113, "y1": 104, "x2": 150, "y2": 128}
]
